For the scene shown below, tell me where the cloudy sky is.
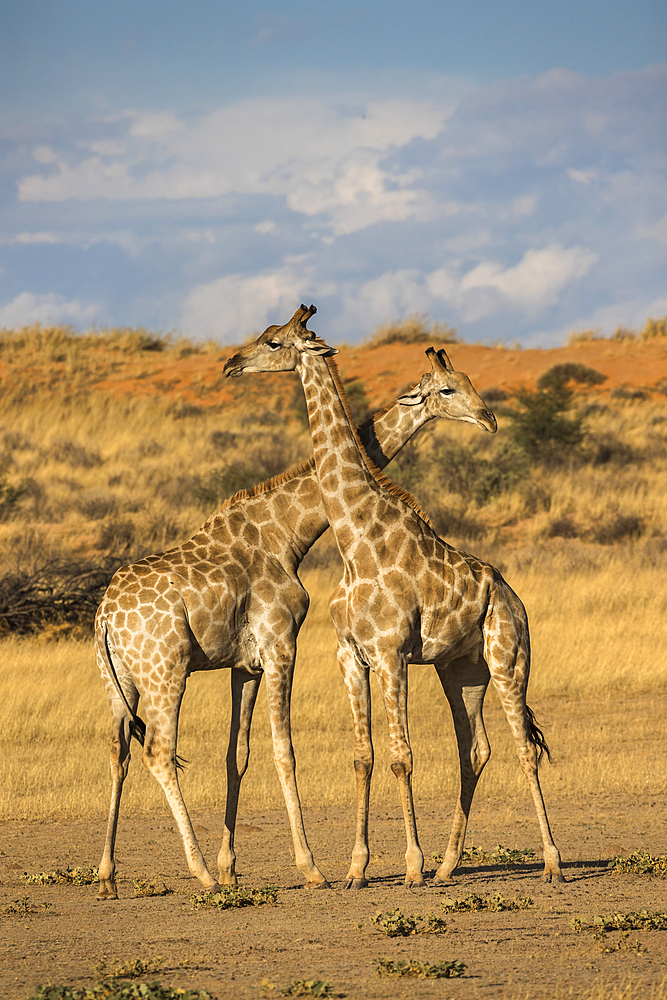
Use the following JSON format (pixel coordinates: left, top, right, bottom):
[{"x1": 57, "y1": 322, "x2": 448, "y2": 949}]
[{"x1": 1, "y1": 1, "x2": 665, "y2": 346}]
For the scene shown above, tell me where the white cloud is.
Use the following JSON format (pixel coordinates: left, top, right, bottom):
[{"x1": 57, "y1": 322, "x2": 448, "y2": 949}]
[
  {"x1": 32, "y1": 146, "x2": 58, "y2": 164},
  {"x1": 459, "y1": 244, "x2": 599, "y2": 318},
  {"x1": 0, "y1": 292, "x2": 100, "y2": 328},
  {"x1": 180, "y1": 265, "x2": 334, "y2": 343},
  {"x1": 12, "y1": 231, "x2": 60, "y2": 244},
  {"x1": 336, "y1": 244, "x2": 599, "y2": 331},
  {"x1": 17, "y1": 96, "x2": 449, "y2": 236}
]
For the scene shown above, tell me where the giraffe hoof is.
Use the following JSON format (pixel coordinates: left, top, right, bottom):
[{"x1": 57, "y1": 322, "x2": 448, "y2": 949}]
[
  {"x1": 432, "y1": 873, "x2": 455, "y2": 886},
  {"x1": 343, "y1": 877, "x2": 368, "y2": 890},
  {"x1": 204, "y1": 881, "x2": 223, "y2": 895},
  {"x1": 404, "y1": 877, "x2": 427, "y2": 889},
  {"x1": 543, "y1": 870, "x2": 566, "y2": 884},
  {"x1": 305, "y1": 879, "x2": 331, "y2": 889},
  {"x1": 96, "y1": 881, "x2": 118, "y2": 901}
]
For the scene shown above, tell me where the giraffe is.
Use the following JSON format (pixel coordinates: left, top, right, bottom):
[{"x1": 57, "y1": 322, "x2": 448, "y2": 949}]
[
  {"x1": 95, "y1": 337, "x2": 497, "y2": 900},
  {"x1": 224, "y1": 304, "x2": 563, "y2": 889}
]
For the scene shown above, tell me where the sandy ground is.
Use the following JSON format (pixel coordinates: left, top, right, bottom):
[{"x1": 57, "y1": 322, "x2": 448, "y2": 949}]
[{"x1": 1, "y1": 794, "x2": 666, "y2": 1000}]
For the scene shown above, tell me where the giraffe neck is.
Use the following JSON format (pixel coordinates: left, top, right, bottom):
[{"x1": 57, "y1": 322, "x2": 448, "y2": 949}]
[{"x1": 297, "y1": 353, "x2": 389, "y2": 554}]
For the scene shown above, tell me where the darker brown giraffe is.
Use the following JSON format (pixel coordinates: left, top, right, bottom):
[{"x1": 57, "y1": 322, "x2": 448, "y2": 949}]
[
  {"x1": 226, "y1": 304, "x2": 563, "y2": 888},
  {"x1": 95, "y1": 332, "x2": 496, "y2": 899}
]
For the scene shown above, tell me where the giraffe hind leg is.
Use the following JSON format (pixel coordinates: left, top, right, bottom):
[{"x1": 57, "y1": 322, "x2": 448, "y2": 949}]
[
  {"x1": 98, "y1": 707, "x2": 134, "y2": 900},
  {"x1": 485, "y1": 598, "x2": 564, "y2": 883},
  {"x1": 432, "y1": 656, "x2": 491, "y2": 884}
]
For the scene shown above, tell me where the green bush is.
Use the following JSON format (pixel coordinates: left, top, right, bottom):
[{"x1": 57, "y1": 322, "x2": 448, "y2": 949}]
[{"x1": 505, "y1": 383, "x2": 584, "y2": 463}]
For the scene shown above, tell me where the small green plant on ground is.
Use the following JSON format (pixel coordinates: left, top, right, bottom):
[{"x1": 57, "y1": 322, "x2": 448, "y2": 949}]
[
  {"x1": 190, "y1": 885, "x2": 277, "y2": 909},
  {"x1": 441, "y1": 892, "x2": 533, "y2": 913},
  {"x1": 369, "y1": 907, "x2": 447, "y2": 936},
  {"x1": 573, "y1": 911, "x2": 667, "y2": 935},
  {"x1": 261, "y1": 979, "x2": 331, "y2": 997},
  {"x1": 456, "y1": 844, "x2": 536, "y2": 865},
  {"x1": 1, "y1": 896, "x2": 51, "y2": 916},
  {"x1": 609, "y1": 851, "x2": 667, "y2": 876},
  {"x1": 25, "y1": 983, "x2": 215, "y2": 1000},
  {"x1": 132, "y1": 879, "x2": 173, "y2": 897},
  {"x1": 21, "y1": 866, "x2": 99, "y2": 886},
  {"x1": 95, "y1": 957, "x2": 163, "y2": 980},
  {"x1": 374, "y1": 958, "x2": 465, "y2": 979}
]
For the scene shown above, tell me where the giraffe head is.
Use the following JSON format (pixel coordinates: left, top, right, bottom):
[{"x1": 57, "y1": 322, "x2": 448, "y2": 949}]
[
  {"x1": 398, "y1": 347, "x2": 497, "y2": 433},
  {"x1": 223, "y1": 304, "x2": 336, "y2": 377}
]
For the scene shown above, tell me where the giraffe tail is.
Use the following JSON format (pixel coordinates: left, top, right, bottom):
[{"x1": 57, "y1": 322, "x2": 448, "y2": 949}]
[
  {"x1": 102, "y1": 626, "x2": 147, "y2": 747},
  {"x1": 526, "y1": 705, "x2": 552, "y2": 764}
]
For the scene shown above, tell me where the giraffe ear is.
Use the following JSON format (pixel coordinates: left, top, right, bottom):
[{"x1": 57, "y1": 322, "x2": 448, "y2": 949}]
[
  {"x1": 304, "y1": 339, "x2": 338, "y2": 357},
  {"x1": 397, "y1": 389, "x2": 425, "y2": 406}
]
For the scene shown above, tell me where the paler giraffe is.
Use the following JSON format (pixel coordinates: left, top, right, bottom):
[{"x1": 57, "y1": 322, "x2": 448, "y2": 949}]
[
  {"x1": 224, "y1": 304, "x2": 563, "y2": 889},
  {"x1": 95, "y1": 335, "x2": 496, "y2": 899}
]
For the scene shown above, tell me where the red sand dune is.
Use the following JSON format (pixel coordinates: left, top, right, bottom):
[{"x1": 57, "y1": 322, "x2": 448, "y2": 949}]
[{"x1": 89, "y1": 336, "x2": 667, "y2": 412}]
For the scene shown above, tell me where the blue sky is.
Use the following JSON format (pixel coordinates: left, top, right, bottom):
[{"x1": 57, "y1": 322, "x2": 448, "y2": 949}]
[{"x1": 1, "y1": 1, "x2": 665, "y2": 346}]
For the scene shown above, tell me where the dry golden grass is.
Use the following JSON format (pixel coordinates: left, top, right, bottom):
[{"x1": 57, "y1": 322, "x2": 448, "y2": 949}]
[
  {"x1": 2, "y1": 545, "x2": 665, "y2": 822},
  {"x1": 0, "y1": 321, "x2": 665, "y2": 827}
]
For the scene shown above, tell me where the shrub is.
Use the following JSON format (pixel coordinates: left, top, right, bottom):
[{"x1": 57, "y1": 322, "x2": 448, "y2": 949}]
[
  {"x1": 537, "y1": 363, "x2": 606, "y2": 392},
  {"x1": 640, "y1": 316, "x2": 667, "y2": 340},
  {"x1": 0, "y1": 556, "x2": 120, "y2": 636},
  {"x1": 365, "y1": 313, "x2": 458, "y2": 348},
  {"x1": 505, "y1": 383, "x2": 584, "y2": 463}
]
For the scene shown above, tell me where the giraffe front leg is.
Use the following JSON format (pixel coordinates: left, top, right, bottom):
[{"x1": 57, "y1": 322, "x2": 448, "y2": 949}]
[
  {"x1": 264, "y1": 655, "x2": 330, "y2": 889},
  {"x1": 338, "y1": 646, "x2": 373, "y2": 889},
  {"x1": 375, "y1": 654, "x2": 425, "y2": 888},
  {"x1": 218, "y1": 669, "x2": 261, "y2": 886}
]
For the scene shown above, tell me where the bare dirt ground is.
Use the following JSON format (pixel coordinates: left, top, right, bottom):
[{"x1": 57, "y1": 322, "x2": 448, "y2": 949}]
[{"x1": 1, "y1": 794, "x2": 666, "y2": 1000}]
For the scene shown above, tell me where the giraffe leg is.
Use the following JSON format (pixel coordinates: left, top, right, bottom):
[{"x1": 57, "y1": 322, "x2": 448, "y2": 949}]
[
  {"x1": 338, "y1": 646, "x2": 373, "y2": 889},
  {"x1": 485, "y1": 593, "x2": 564, "y2": 883},
  {"x1": 432, "y1": 656, "x2": 491, "y2": 884},
  {"x1": 141, "y1": 691, "x2": 221, "y2": 894},
  {"x1": 97, "y1": 705, "x2": 133, "y2": 900},
  {"x1": 263, "y1": 654, "x2": 330, "y2": 888},
  {"x1": 218, "y1": 669, "x2": 262, "y2": 885},
  {"x1": 374, "y1": 655, "x2": 425, "y2": 888}
]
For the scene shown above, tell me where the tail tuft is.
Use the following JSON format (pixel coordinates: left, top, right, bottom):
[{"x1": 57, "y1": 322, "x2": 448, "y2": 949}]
[
  {"x1": 129, "y1": 716, "x2": 146, "y2": 746},
  {"x1": 526, "y1": 705, "x2": 552, "y2": 763}
]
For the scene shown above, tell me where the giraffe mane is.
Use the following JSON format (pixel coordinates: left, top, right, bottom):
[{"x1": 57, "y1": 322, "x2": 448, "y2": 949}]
[
  {"x1": 220, "y1": 457, "x2": 317, "y2": 511},
  {"x1": 325, "y1": 359, "x2": 433, "y2": 529},
  {"x1": 220, "y1": 376, "x2": 430, "y2": 526}
]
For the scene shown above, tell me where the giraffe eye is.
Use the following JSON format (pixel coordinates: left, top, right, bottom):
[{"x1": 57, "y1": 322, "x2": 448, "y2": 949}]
[
  {"x1": 439, "y1": 388, "x2": 455, "y2": 396},
  {"x1": 267, "y1": 341, "x2": 282, "y2": 351}
]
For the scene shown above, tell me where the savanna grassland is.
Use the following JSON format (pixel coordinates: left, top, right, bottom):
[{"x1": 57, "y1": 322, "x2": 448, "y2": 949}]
[{"x1": 1, "y1": 318, "x2": 667, "y2": 1000}]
